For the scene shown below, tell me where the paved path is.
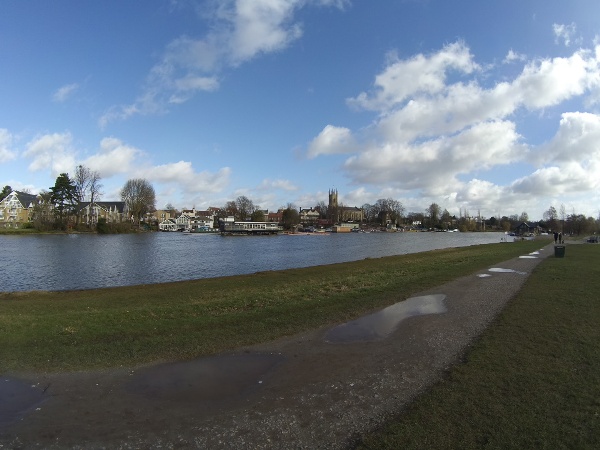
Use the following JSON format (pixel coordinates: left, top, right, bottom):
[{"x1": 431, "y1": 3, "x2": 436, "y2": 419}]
[{"x1": 0, "y1": 243, "x2": 554, "y2": 449}]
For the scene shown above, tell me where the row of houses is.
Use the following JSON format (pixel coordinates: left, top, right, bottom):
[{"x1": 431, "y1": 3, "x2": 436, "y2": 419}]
[{"x1": 0, "y1": 191, "x2": 129, "y2": 228}]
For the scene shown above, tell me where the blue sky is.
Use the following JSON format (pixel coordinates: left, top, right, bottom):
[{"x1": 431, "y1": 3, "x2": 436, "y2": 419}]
[{"x1": 2, "y1": 0, "x2": 600, "y2": 220}]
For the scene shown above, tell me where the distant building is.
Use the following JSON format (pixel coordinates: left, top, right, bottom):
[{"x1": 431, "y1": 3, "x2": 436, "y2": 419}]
[
  {"x1": 328, "y1": 189, "x2": 364, "y2": 223},
  {"x1": 0, "y1": 191, "x2": 39, "y2": 228}
]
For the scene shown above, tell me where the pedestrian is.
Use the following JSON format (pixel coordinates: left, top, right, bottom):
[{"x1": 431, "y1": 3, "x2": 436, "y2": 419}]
[
  {"x1": 558, "y1": 232, "x2": 563, "y2": 244},
  {"x1": 554, "y1": 232, "x2": 558, "y2": 244}
]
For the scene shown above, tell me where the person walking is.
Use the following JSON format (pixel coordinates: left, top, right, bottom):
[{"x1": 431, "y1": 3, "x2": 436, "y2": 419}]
[{"x1": 554, "y1": 232, "x2": 558, "y2": 244}]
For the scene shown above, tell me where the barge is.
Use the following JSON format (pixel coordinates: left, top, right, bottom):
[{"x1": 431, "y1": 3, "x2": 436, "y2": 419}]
[{"x1": 219, "y1": 217, "x2": 281, "y2": 235}]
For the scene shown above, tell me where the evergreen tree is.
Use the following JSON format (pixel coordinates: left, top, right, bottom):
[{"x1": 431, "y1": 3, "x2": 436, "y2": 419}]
[
  {"x1": 0, "y1": 185, "x2": 12, "y2": 201},
  {"x1": 50, "y1": 173, "x2": 77, "y2": 229}
]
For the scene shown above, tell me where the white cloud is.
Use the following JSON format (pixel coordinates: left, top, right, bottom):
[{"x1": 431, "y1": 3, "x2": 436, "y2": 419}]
[
  {"x1": 24, "y1": 132, "x2": 76, "y2": 175},
  {"x1": 307, "y1": 40, "x2": 600, "y2": 218},
  {"x1": 101, "y1": 0, "x2": 346, "y2": 126},
  {"x1": 257, "y1": 178, "x2": 299, "y2": 191},
  {"x1": 142, "y1": 161, "x2": 231, "y2": 194},
  {"x1": 347, "y1": 42, "x2": 479, "y2": 111},
  {"x1": 0, "y1": 129, "x2": 17, "y2": 163},
  {"x1": 52, "y1": 83, "x2": 79, "y2": 102},
  {"x1": 307, "y1": 125, "x2": 356, "y2": 158},
  {"x1": 503, "y1": 49, "x2": 526, "y2": 64},
  {"x1": 344, "y1": 120, "x2": 525, "y2": 194},
  {"x1": 83, "y1": 137, "x2": 142, "y2": 177},
  {"x1": 553, "y1": 22, "x2": 579, "y2": 47},
  {"x1": 537, "y1": 112, "x2": 600, "y2": 164}
]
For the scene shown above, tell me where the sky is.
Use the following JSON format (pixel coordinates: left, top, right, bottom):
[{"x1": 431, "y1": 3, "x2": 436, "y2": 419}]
[{"x1": 2, "y1": 0, "x2": 600, "y2": 221}]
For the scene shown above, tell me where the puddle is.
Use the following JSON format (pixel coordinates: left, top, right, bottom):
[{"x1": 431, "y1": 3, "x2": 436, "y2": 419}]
[
  {"x1": 519, "y1": 256, "x2": 537, "y2": 259},
  {"x1": 324, "y1": 294, "x2": 447, "y2": 344},
  {"x1": 488, "y1": 268, "x2": 527, "y2": 275},
  {"x1": 477, "y1": 274, "x2": 492, "y2": 278},
  {"x1": 0, "y1": 377, "x2": 45, "y2": 428},
  {"x1": 126, "y1": 353, "x2": 283, "y2": 405}
]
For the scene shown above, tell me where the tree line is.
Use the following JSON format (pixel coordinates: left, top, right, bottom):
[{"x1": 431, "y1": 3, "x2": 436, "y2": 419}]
[
  {"x1": 0, "y1": 166, "x2": 156, "y2": 232},
  {"x1": 3, "y1": 177, "x2": 599, "y2": 235}
]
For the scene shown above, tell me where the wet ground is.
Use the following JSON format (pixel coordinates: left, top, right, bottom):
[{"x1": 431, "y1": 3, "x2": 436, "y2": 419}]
[{"x1": 0, "y1": 244, "x2": 553, "y2": 449}]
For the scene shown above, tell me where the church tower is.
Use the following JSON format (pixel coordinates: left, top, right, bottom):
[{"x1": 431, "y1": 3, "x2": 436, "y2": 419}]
[
  {"x1": 328, "y1": 189, "x2": 339, "y2": 223},
  {"x1": 328, "y1": 189, "x2": 338, "y2": 209}
]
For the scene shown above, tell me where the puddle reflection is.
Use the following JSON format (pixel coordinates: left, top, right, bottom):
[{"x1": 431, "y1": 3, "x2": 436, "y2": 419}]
[
  {"x1": 325, "y1": 294, "x2": 447, "y2": 344},
  {"x1": 0, "y1": 377, "x2": 45, "y2": 427},
  {"x1": 127, "y1": 353, "x2": 283, "y2": 404},
  {"x1": 488, "y1": 268, "x2": 527, "y2": 275}
]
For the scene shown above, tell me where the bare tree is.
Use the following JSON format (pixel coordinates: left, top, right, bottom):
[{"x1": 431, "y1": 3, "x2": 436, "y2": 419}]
[
  {"x1": 235, "y1": 196, "x2": 256, "y2": 221},
  {"x1": 73, "y1": 165, "x2": 92, "y2": 204},
  {"x1": 89, "y1": 170, "x2": 102, "y2": 205},
  {"x1": 315, "y1": 200, "x2": 328, "y2": 219},
  {"x1": 120, "y1": 178, "x2": 156, "y2": 224}
]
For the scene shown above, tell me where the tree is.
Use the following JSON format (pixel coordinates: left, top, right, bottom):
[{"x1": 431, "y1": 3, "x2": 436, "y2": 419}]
[
  {"x1": 164, "y1": 203, "x2": 177, "y2": 218},
  {"x1": 519, "y1": 211, "x2": 529, "y2": 222},
  {"x1": 120, "y1": 178, "x2": 156, "y2": 224},
  {"x1": 315, "y1": 201, "x2": 328, "y2": 219},
  {"x1": 251, "y1": 209, "x2": 265, "y2": 222},
  {"x1": 0, "y1": 185, "x2": 12, "y2": 201},
  {"x1": 543, "y1": 206, "x2": 558, "y2": 232},
  {"x1": 31, "y1": 190, "x2": 53, "y2": 231},
  {"x1": 235, "y1": 196, "x2": 256, "y2": 221},
  {"x1": 427, "y1": 203, "x2": 442, "y2": 228},
  {"x1": 50, "y1": 173, "x2": 77, "y2": 229},
  {"x1": 73, "y1": 165, "x2": 103, "y2": 225},
  {"x1": 281, "y1": 203, "x2": 300, "y2": 230},
  {"x1": 441, "y1": 209, "x2": 452, "y2": 229},
  {"x1": 372, "y1": 198, "x2": 405, "y2": 225}
]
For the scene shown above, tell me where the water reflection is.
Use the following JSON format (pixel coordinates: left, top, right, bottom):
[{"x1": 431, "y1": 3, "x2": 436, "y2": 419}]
[
  {"x1": 0, "y1": 377, "x2": 45, "y2": 427},
  {"x1": 0, "y1": 232, "x2": 517, "y2": 292},
  {"x1": 126, "y1": 353, "x2": 283, "y2": 405},
  {"x1": 488, "y1": 268, "x2": 527, "y2": 275},
  {"x1": 324, "y1": 294, "x2": 447, "y2": 343}
]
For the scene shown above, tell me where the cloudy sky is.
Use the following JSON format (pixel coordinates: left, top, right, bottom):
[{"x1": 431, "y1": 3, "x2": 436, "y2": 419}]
[{"x1": 2, "y1": 0, "x2": 600, "y2": 220}]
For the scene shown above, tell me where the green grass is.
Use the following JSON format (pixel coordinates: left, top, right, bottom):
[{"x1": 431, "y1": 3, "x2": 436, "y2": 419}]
[
  {"x1": 0, "y1": 239, "x2": 545, "y2": 373},
  {"x1": 356, "y1": 243, "x2": 600, "y2": 450}
]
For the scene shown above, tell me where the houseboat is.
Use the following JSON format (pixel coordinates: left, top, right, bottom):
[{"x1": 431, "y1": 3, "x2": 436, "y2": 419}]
[{"x1": 219, "y1": 217, "x2": 281, "y2": 235}]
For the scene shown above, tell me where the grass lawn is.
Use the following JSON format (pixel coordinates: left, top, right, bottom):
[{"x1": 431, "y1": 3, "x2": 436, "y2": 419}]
[
  {"x1": 0, "y1": 239, "x2": 545, "y2": 373},
  {"x1": 356, "y1": 243, "x2": 600, "y2": 449}
]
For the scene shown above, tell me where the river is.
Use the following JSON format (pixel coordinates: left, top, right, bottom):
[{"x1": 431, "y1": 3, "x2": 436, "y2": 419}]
[{"x1": 0, "y1": 231, "x2": 512, "y2": 292}]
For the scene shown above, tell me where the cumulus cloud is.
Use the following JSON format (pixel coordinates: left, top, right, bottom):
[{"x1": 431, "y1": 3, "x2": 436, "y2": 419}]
[
  {"x1": 82, "y1": 137, "x2": 142, "y2": 177},
  {"x1": 347, "y1": 42, "x2": 480, "y2": 111},
  {"x1": 308, "y1": 39, "x2": 600, "y2": 217},
  {"x1": 100, "y1": 0, "x2": 346, "y2": 126},
  {"x1": 536, "y1": 112, "x2": 600, "y2": 164},
  {"x1": 24, "y1": 132, "x2": 76, "y2": 175},
  {"x1": 142, "y1": 161, "x2": 231, "y2": 194},
  {"x1": 0, "y1": 129, "x2": 17, "y2": 163},
  {"x1": 52, "y1": 83, "x2": 79, "y2": 102},
  {"x1": 307, "y1": 125, "x2": 357, "y2": 158}
]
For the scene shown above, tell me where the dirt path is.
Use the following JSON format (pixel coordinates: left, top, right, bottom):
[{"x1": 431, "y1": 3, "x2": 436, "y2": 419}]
[{"x1": 1, "y1": 244, "x2": 553, "y2": 449}]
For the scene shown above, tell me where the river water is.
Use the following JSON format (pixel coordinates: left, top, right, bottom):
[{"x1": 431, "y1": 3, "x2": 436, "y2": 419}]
[{"x1": 0, "y1": 231, "x2": 511, "y2": 292}]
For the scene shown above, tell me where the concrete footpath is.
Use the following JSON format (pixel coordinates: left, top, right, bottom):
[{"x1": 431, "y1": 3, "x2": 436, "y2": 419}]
[{"x1": 1, "y1": 243, "x2": 554, "y2": 449}]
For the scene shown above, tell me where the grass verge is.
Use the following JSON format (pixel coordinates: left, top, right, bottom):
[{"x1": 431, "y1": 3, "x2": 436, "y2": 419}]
[
  {"x1": 356, "y1": 243, "x2": 600, "y2": 449},
  {"x1": 1, "y1": 239, "x2": 545, "y2": 373}
]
